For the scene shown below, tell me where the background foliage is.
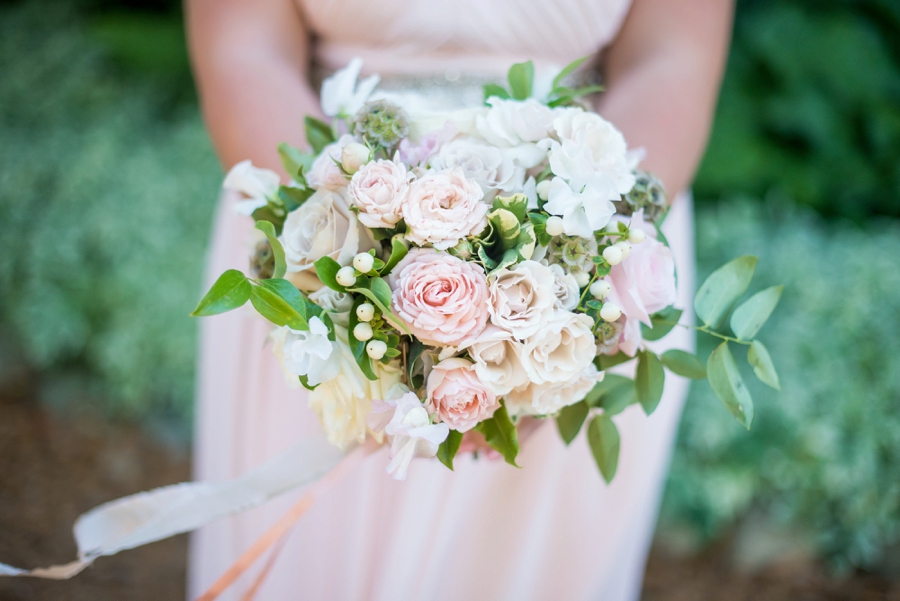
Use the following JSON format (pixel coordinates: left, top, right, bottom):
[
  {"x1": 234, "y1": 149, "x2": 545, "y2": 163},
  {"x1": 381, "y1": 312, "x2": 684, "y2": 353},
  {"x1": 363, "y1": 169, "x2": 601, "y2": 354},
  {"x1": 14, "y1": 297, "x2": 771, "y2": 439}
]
[{"x1": 0, "y1": 0, "x2": 897, "y2": 575}]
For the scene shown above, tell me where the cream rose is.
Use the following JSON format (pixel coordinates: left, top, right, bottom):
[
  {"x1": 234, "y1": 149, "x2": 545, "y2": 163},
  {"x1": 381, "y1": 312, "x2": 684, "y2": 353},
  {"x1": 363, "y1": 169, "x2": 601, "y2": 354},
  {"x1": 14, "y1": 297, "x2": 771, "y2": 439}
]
[
  {"x1": 426, "y1": 357, "x2": 499, "y2": 432},
  {"x1": 488, "y1": 260, "x2": 558, "y2": 338},
  {"x1": 475, "y1": 97, "x2": 556, "y2": 148},
  {"x1": 430, "y1": 137, "x2": 545, "y2": 196},
  {"x1": 547, "y1": 263, "x2": 581, "y2": 311},
  {"x1": 506, "y1": 363, "x2": 603, "y2": 416},
  {"x1": 348, "y1": 159, "x2": 412, "y2": 229},
  {"x1": 520, "y1": 310, "x2": 596, "y2": 385},
  {"x1": 458, "y1": 325, "x2": 529, "y2": 396},
  {"x1": 389, "y1": 248, "x2": 490, "y2": 347},
  {"x1": 307, "y1": 134, "x2": 354, "y2": 191},
  {"x1": 402, "y1": 167, "x2": 488, "y2": 249}
]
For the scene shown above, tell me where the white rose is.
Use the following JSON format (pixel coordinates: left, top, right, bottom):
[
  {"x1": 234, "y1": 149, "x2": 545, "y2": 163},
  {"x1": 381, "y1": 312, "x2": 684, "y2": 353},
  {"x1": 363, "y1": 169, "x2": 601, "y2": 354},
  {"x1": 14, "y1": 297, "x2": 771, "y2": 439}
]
[
  {"x1": 520, "y1": 310, "x2": 596, "y2": 385},
  {"x1": 222, "y1": 160, "x2": 280, "y2": 216},
  {"x1": 547, "y1": 263, "x2": 581, "y2": 310},
  {"x1": 307, "y1": 135, "x2": 355, "y2": 191},
  {"x1": 475, "y1": 97, "x2": 556, "y2": 148},
  {"x1": 308, "y1": 287, "x2": 354, "y2": 326},
  {"x1": 430, "y1": 137, "x2": 545, "y2": 196},
  {"x1": 458, "y1": 325, "x2": 529, "y2": 396},
  {"x1": 348, "y1": 159, "x2": 412, "y2": 229},
  {"x1": 487, "y1": 260, "x2": 558, "y2": 338},
  {"x1": 401, "y1": 167, "x2": 488, "y2": 250},
  {"x1": 272, "y1": 317, "x2": 339, "y2": 386},
  {"x1": 544, "y1": 176, "x2": 617, "y2": 238},
  {"x1": 281, "y1": 189, "x2": 376, "y2": 290},
  {"x1": 506, "y1": 363, "x2": 603, "y2": 416}
]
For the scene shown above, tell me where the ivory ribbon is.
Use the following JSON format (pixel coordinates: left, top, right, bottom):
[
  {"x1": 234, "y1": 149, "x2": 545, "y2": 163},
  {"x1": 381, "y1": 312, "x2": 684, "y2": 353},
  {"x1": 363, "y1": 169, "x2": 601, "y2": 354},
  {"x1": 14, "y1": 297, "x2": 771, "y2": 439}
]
[{"x1": 0, "y1": 433, "x2": 346, "y2": 579}]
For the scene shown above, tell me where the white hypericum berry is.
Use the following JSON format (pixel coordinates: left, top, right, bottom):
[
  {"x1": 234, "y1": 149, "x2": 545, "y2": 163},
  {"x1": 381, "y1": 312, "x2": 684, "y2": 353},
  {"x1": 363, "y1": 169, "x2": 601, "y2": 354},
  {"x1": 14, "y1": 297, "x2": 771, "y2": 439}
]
[
  {"x1": 536, "y1": 180, "x2": 552, "y2": 201},
  {"x1": 353, "y1": 322, "x2": 374, "y2": 342},
  {"x1": 627, "y1": 228, "x2": 646, "y2": 244},
  {"x1": 545, "y1": 215, "x2": 565, "y2": 237},
  {"x1": 574, "y1": 271, "x2": 591, "y2": 288},
  {"x1": 341, "y1": 142, "x2": 370, "y2": 174},
  {"x1": 614, "y1": 240, "x2": 632, "y2": 260},
  {"x1": 589, "y1": 280, "x2": 611, "y2": 300},
  {"x1": 356, "y1": 302, "x2": 375, "y2": 322},
  {"x1": 602, "y1": 245, "x2": 623, "y2": 266},
  {"x1": 600, "y1": 302, "x2": 622, "y2": 322},
  {"x1": 353, "y1": 252, "x2": 375, "y2": 273},
  {"x1": 336, "y1": 266, "x2": 358, "y2": 287},
  {"x1": 365, "y1": 339, "x2": 387, "y2": 360}
]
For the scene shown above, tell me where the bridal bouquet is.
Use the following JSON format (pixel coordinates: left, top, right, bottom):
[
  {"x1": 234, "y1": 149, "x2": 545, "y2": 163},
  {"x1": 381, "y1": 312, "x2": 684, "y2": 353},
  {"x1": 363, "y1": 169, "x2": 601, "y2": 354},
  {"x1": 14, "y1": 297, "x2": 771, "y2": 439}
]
[{"x1": 193, "y1": 59, "x2": 783, "y2": 482}]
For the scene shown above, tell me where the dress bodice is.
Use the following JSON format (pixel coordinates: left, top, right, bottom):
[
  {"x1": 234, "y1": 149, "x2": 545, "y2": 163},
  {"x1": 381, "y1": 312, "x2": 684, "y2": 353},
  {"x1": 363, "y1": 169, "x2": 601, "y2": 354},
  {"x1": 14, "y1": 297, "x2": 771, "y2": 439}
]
[{"x1": 296, "y1": 0, "x2": 633, "y2": 78}]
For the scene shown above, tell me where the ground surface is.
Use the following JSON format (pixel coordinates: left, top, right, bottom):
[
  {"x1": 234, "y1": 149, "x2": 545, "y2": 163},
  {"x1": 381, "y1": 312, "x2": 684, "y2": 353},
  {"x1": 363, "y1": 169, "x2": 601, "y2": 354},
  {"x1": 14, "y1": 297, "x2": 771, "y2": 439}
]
[{"x1": 1, "y1": 374, "x2": 897, "y2": 601}]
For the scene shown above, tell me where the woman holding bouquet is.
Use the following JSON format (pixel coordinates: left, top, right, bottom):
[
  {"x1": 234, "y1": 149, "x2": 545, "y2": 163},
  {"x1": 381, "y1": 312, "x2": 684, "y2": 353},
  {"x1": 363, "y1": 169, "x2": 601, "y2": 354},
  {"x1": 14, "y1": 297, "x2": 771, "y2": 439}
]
[{"x1": 186, "y1": 0, "x2": 733, "y2": 599}]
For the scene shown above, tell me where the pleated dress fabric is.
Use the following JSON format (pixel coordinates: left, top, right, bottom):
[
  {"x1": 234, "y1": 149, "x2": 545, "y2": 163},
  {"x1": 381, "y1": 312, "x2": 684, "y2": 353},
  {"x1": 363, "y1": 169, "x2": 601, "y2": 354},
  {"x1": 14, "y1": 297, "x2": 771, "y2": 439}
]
[{"x1": 188, "y1": 1, "x2": 699, "y2": 599}]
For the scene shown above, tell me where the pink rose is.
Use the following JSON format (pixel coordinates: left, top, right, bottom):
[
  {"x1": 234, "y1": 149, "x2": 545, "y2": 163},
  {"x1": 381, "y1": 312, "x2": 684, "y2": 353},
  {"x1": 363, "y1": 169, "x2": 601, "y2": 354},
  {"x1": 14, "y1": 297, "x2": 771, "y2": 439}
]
[
  {"x1": 307, "y1": 135, "x2": 354, "y2": 190},
  {"x1": 401, "y1": 167, "x2": 488, "y2": 250},
  {"x1": 348, "y1": 159, "x2": 412, "y2": 229},
  {"x1": 426, "y1": 358, "x2": 499, "y2": 432},
  {"x1": 389, "y1": 249, "x2": 490, "y2": 347}
]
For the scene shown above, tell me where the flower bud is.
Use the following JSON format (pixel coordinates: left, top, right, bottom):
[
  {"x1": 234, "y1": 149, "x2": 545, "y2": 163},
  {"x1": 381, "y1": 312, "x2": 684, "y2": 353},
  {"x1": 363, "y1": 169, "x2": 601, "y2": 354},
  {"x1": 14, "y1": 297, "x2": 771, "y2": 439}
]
[
  {"x1": 365, "y1": 339, "x2": 387, "y2": 360},
  {"x1": 545, "y1": 215, "x2": 564, "y2": 237},
  {"x1": 614, "y1": 240, "x2": 632, "y2": 260},
  {"x1": 536, "y1": 180, "x2": 551, "y2": 201},
  {"x1": 336, "y1": 266, "x2": 357, "y2": 287},
  {"x1": 356, "y1": 302, "x2": 375, "y2": 322},
  {"x1": 600, "y1": 302, "x2": 622, "y2": 322},
  {"x1": 353, "y1": 322, "x2": 374, "y2": 342},
  {"x1": 341, "y1": 142, "x2": 369, "y2": 174},
  {"x1": 602, "y1": 245, "x2": 623, "y2": 266},
  {"x1": 589, "y1": 280, "x2": 611, "y2": 300},
  {"x1": 574, "y1": 270, "x2": 591, "y2": 288},
  {"x1": 352, "y1": 252, "x2": 375, "y2": 273},
  {"x1": 627, "y1": 227, "x2": 646, "y2": 244}
]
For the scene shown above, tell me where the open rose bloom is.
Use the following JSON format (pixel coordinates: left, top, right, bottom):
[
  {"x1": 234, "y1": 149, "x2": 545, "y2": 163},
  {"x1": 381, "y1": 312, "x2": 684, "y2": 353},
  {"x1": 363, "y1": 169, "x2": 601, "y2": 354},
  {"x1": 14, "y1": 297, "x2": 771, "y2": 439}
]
[{"x1": 197, "y1": 58, "x2": 779, "y2": 483}]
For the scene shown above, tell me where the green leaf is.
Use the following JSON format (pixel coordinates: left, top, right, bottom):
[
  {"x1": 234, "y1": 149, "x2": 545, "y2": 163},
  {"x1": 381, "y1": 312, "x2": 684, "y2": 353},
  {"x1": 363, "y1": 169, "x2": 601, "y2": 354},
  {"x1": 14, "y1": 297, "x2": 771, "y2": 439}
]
[
  {"x1": 552, "y1": 55, "x2": 588, "y2": 90},
  {"x1": 483, "y1": 83, "x2": 510, "y2": 102},
  {"x1": 528, "y1": 212, "x2": 551, "y2": 246},
  {"x1": 304, "y1": 116, "x2": 335, "y2": 154},
  {"x1": 636, "y1": 351, "x2": 665, "y2": 415},
  {"x1": 476, "y1": 401, "x2": 519, "y2": 466},
  {"x1": 587, "y1": 414, "x2": 620, "y2": 484},
  {"x1": 660, "y1": 349, "x2": 707, "y2": 379},
  {"x1": 730, "y1": 285, "x2": 783, "y2": 340},
  {"x1": 694, "y1": 256, "x2": 758, "y2": 329},
  {"x1": 254, "y1": 220, "x2": 287, "y2": 279},
  {"x1": 407, "y1": 339, "x2": 425, "y2": 391},
  {"x1": 379, "y1": 237, "x2": 409, "y2": 276},
  {"x1": 257, "y1": 278, "x2": 310, "y2": 319},
  {"x1": 191, "y1": 270, "x2": 251, "y2": 317},
  {"x1": 249, "y1": 284, "x2": 308, "y2": 330},
  {"x1": 585, "y1": 374, "x2": 636, "y2": 416},
  {"x1": 436, "y1": 429, "x2": 463, "y2": 470},
  {"x1": 641, "y1": 306, "x2": 683, "y2": 341},
  {"x1": 298, "y1": 374, "x2": 318, "y2": 391},
  {"x1": 748, "y1": 340, "x2": 780, "y2": 390},
  {"x1": 707, "y1": 342, "x2": 754, "y2": 429},
  {"x1": 556, "y1": 400, "x2": 589, "y2": 445},
  {"x1": 277, "y1": 142, "x2": 314, "y2": 182},
  {"x1": 278, "y1": 185, "x2": 313, "y2": 212},
  {"x1": 313, "y1": 256, "x2": 345, "y2": 292},
  {"x1": 507, "y1": 61, "x2": 534, "y2": 100},
  {"x1": 488, "y1": 208, "x2": 522, "y2": 251},
  {"x1": 348, "y1": 295, "x2": 377, "y2": 381},
  {"x1": 348, "y1": 278, "x2": 410, "y2": 335},
  {"x1": 596, "y1": 352, "x2": 633, "y2": 370},
  {"x1": 492, "y1": 194, "x2": 528, "y2": 223}
]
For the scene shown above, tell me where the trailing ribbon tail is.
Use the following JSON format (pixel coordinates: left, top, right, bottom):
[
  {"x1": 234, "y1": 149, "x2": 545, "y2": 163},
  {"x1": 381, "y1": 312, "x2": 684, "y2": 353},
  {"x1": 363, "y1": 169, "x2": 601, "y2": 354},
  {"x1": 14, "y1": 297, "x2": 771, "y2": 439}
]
[{"x1": 0, "y1": 433, "x2": 346, "y2": 579}]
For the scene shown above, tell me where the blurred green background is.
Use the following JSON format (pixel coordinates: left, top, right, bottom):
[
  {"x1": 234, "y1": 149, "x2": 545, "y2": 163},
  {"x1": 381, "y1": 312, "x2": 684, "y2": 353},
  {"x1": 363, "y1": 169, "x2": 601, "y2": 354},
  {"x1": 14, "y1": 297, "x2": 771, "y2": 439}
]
[{"x1": 0, "y1": 0, "x2": 898, "y2": 580}]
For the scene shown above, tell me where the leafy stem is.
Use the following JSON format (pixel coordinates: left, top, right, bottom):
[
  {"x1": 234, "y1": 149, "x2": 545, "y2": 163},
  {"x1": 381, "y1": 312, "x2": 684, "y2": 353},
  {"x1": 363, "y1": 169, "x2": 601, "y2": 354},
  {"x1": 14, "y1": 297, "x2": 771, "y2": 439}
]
[{"x1": 655, "y1": 320, "x2": 752, "y2": 345}]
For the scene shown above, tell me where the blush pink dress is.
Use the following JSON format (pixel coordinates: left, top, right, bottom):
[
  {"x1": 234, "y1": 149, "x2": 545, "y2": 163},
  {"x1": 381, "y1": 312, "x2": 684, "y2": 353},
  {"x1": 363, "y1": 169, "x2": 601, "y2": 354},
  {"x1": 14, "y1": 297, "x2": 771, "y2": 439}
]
[{"x1": 188, "y1": 1, "x2": 696, "y2": 599}]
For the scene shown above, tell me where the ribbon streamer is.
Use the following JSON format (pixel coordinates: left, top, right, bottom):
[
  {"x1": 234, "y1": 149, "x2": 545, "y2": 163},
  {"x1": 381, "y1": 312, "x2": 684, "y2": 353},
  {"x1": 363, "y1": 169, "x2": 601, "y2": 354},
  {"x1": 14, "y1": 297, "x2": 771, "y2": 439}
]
[{"x1": 0, "y1": 433, "x2": 346, "y2": 579}]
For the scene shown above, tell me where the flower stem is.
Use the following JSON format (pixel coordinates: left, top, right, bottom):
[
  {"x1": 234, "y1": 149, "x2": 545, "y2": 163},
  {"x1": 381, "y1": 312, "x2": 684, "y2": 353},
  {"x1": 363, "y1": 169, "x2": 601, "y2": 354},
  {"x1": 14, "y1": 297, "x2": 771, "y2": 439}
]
[{"x1": 655, "y1": 320, "x2": 750, "y2": 345}]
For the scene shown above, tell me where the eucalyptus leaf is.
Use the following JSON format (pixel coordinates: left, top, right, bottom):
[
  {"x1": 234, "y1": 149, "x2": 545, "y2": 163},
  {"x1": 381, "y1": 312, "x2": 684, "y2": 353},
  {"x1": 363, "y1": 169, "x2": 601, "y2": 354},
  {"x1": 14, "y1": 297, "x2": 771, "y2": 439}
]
[
  {"x1": 730, "y1": 285, "x2": 783, "y2": 340},
  {"x1": 507, "y1": 61, "x2": 534, "y2": 100},
  {"x1": 254, "y1": 220, "x2": 286, "y2": 279},
  {"x1": 694, "y1": 256, "x2": 758, "y2": 329},
  {"x1": 707, "y1": 341, "x2": 754, "y2": 429},
  {"x1": 748, "y1": 340, "x2": 780, "y2": 390},
  {"x1": 636, "y1": 351, "x2": 665, "y2": 415},
  {"x1": 476, "y1": 401, "x2": 519, "y2": 466},
  {"x1": 191, "y1": 270, "x2": 250, "y2": 317},
  {"x1": 642, "y1": 306, "x2": 683, "y2": 341},
  {"x1": 587, "y1": 414, "x2": 620, "y2": 484},
  {"x1": 585, "y1": 374, "x2": 636, "y2": 416},
  {"x1": 436, "y1": 429, "x2": 463, "y2": 470},
  {"x1": 660, "y1": 349, "x2": 707, "y2": 379},
  {"x1": 556, "y1": 400, "x2": 589, "y2": 445},
  {"x1": 304, "y1": 116, "x2": 335, "y2": 154},
  {"x1": 596, "y1": 352, "x2": 633, "y2": 370}
]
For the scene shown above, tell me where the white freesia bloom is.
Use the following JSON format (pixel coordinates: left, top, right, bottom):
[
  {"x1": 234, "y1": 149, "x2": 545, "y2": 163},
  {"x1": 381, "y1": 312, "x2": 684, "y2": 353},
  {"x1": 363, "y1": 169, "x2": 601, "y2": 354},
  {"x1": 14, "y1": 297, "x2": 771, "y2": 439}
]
[
  {"x1": 320, "y1": 58, "x2": 380, "y2": 118},
  {"x1": 506, "y1": 363, "x2": 603, "y2": 416},
  {"x1": 223, "y1": 160, "x2": 280, "y2": 216},
  {"x1": 274, "y1": 317, "x2": 340, "y2": 386},
  {"x1": 520, "y1": 310, "x2": 596, "y2": 385},
  {"x1": 487, "y1": 260, "x2": 558, "y2": 338},
  {"x1": 547, "y1": 263, "x2": 581, "y2": 310},
  {"x1": 307, "y1": 135, "x2": 354, "y2": 191},
  {"x1": 367, "y1": 390, "x2": 449, "y2": 481},
  {"x1": 543, "y1": 176, "x2": 617, "y2": 238},
  {"x1": 430, "y1": 137, "x2": 545, "y2": 196},
  {"x1": 475, "y1": 97, "x2": 556, "y2": 148},
  {"x1": 458, "y1": 325, "x2": 529, "y2": 396}
]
